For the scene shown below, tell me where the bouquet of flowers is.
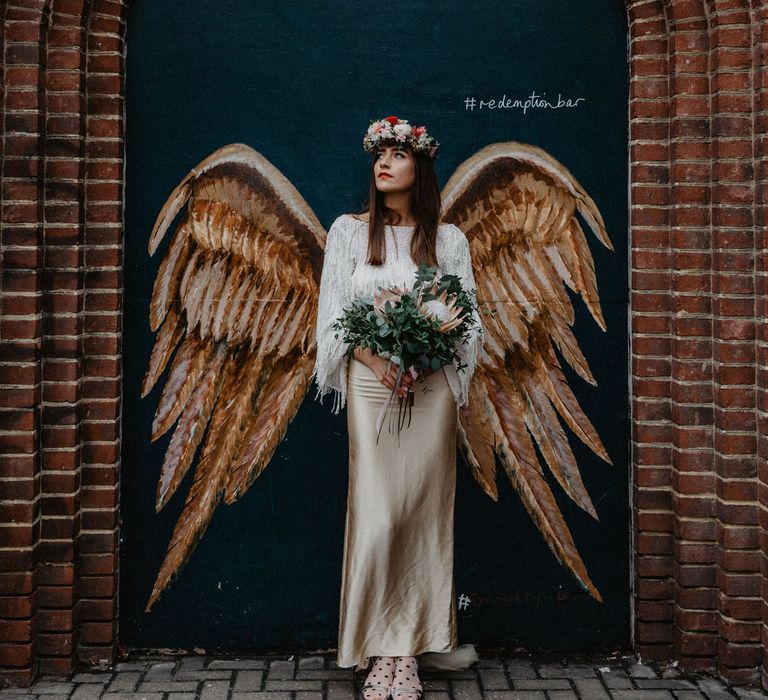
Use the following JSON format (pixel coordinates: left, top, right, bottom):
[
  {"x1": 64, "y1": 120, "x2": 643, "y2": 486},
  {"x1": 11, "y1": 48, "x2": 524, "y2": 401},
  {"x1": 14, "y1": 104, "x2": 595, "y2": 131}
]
[{"x1": 332, "y1": 263, "x2": 480, "y2": 443}]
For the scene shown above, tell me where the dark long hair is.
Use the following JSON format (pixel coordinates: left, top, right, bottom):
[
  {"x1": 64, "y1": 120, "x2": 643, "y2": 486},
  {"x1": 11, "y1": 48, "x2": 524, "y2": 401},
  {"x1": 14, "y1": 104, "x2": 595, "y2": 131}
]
[{"x1": 354, "y1": 142, "x2": 442, "y2": 266}]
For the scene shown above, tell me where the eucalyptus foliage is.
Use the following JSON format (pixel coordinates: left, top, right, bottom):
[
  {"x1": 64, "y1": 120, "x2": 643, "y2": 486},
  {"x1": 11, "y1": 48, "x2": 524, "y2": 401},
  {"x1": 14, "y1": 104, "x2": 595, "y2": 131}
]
[{"x1": 332, "y1": 263, "x2": 480, "y2": 375}]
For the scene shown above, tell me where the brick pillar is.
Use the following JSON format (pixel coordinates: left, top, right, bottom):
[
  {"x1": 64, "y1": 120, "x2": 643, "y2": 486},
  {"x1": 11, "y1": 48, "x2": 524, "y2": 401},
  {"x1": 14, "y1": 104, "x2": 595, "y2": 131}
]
[
  {"x1": 629, "y1": 0, "x2": 768, "y2": 686},
  {"x1": 0, "y1": 0, "x2": 125, "y2": 686}
]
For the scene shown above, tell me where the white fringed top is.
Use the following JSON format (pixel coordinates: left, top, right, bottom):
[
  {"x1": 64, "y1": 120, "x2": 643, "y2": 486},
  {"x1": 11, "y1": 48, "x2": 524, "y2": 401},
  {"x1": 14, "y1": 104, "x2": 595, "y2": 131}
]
[{"x1": 311, "y1": 213, "x2": 485, "y2": 415}]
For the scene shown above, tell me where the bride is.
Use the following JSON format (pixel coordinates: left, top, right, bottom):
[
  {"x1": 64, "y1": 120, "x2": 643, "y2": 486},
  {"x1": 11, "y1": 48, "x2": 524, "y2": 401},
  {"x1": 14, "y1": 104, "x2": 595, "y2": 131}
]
[{"x1": 311, "y1": 115, "x2": 483, "y2": 700}]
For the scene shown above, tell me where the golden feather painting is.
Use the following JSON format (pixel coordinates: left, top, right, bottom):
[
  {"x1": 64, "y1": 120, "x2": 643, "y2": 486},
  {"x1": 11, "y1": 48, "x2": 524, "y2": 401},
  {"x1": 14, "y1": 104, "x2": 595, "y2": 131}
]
[{"x1": 141, "y1": 140, "x2": 614, "y2": 614}]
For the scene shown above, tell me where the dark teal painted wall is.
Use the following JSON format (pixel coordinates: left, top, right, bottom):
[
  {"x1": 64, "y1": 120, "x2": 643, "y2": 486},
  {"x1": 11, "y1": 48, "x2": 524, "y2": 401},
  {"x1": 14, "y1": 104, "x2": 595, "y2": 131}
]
[{"x1": 123, "y1": 1, "x2": 629, "y2": 651}]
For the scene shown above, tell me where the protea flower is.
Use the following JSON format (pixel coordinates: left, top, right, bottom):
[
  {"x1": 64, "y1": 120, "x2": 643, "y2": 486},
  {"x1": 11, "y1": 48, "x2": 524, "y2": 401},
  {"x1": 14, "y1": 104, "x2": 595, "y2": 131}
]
[
  {"x1": 417, "y1": 288, "x2": 466, "y2": 332},
  {"x1": 373, "y1": 286, "x2": 407, "y2": 316}
]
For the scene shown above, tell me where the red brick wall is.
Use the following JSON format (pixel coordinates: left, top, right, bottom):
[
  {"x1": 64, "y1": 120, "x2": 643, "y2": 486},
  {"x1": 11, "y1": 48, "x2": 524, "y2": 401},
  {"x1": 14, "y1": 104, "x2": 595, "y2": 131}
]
[
  {"x1": 629, "y1": 0, "x2": 768, "y2": 687},
  {"x1": 1, "y1": 0, "x2": 126, "y2": 687},
  {"x1": 1, "y1": 0, "x2": 767, "y2": 690}
]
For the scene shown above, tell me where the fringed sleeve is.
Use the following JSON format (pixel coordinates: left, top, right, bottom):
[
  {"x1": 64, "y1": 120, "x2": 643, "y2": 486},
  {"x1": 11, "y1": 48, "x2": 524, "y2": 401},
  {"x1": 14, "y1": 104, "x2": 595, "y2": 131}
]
[
  {"x1": 310, "y1": 216, "x2": 356, "y2": 414},
  {"x1": 442, "y1": 225, "x2": 485, "y2": 408}
]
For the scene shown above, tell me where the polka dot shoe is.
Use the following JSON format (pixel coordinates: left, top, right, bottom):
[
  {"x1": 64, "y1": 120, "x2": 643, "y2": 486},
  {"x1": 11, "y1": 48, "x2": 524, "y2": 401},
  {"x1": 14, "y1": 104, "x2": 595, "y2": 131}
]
[
  {"x1": 362, "y1": 655, "x2": 396, "y2": 700},
  {"x1": 390, "y1": 656, "x2": 423, "y2": 700}
]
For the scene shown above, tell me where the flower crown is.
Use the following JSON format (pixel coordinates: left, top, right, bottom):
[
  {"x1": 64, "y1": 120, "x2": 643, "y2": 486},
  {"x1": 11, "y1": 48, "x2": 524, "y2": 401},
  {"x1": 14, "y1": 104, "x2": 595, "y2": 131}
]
[{"x1": 362, "y1": 115, "x2": 440, "y2": 159}]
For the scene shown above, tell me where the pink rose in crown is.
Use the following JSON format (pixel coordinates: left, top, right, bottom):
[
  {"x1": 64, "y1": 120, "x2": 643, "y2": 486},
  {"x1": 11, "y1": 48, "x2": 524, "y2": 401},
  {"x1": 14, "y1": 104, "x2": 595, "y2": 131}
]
[{"x1": 413, "y1": 126, "x2": 426, "y2": 138}]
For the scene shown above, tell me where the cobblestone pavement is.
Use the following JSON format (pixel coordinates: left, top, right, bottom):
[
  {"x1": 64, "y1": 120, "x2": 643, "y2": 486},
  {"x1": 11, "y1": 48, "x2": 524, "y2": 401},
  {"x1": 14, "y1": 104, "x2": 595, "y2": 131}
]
[{"x1": 2, "y1": 653, "x2": 768, "y2": 700}]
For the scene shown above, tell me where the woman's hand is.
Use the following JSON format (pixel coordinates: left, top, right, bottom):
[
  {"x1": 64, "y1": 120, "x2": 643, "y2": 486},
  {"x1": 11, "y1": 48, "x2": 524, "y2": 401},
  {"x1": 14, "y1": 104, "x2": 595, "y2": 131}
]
[{"x1": 354, "y1": 347, "x2": 417, "y2": 398}]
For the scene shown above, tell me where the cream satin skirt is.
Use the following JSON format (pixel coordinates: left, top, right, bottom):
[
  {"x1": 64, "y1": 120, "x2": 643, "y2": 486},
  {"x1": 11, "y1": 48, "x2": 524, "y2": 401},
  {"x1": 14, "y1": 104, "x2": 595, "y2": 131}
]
[{"x1": 337, "y1": 357, "x2": 471, "y2": 671}]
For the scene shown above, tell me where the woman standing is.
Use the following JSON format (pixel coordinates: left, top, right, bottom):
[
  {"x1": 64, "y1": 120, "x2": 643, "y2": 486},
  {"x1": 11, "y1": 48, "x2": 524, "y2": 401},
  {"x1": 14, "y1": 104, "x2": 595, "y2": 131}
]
[{"x1": 311, "y1": 116, "x2": 483, "y2": 700}]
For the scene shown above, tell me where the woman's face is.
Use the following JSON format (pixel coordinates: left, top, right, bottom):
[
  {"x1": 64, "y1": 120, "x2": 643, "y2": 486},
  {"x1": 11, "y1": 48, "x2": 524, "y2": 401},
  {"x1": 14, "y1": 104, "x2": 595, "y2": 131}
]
[{"x1": 373, "y1": 143, "x2": 416, "y2": 194}]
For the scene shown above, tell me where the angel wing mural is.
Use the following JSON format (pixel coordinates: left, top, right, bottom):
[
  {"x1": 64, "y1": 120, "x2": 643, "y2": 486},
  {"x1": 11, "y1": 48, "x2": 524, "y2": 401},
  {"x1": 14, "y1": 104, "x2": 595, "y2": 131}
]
[{"x1": 141, "y1": 141, "x2": 613, "y2": 612}]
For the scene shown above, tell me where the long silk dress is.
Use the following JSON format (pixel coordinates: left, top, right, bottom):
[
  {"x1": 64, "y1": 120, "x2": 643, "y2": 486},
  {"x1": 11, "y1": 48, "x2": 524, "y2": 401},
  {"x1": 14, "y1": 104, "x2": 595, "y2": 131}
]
[{"x1": 311, "y1": 214, "x2": 484, "y2": 672}]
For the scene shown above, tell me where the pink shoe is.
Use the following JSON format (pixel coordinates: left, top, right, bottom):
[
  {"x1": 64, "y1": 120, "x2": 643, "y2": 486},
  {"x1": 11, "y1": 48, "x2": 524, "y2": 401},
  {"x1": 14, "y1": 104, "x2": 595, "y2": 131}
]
[{"x1": 361, "y1": 656, "x2": 396, "y2": 700}]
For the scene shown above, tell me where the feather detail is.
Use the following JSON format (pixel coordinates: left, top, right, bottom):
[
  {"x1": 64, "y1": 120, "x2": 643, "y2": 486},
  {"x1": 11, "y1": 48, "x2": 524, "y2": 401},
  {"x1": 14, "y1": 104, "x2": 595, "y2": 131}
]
[
  {"x1": 224, "y1": 352, "x2": 314, "y2": 503},
  {"x1": 151, "y1": 337, "x2": 212, "y2": 442},
  {"x1": 485, "y1": 370, "x2": 602, "y2": 602},
  {"x1": 146, "y1": 346, "x2": 261, "y2": 612},
  {"x1": 442, "y1": 141, "x2": 614, "y2": 600},
  {"x1": 149, "y1": 174, "x2": 194, "y2": 255},
  {"x1": 568, "y1": 220, "x2": 606, "y2": 331},
  {"x1": 150, "y1": 219, "x2": 192, "y2": 331},
  {"x1": 457, "y1": 370, "x2": 498, "y2": 500},
  {"x1": 540, "y1": 354, "x2": 611, "y2": 465},
  {"x1": 143, "y1": 144, "x2": 327, "y2": 608},
  {"x1": 142, "y1": 304, "x2": 183, "y2": 398},
  {"x1": 522, "y1": 377, "x2": 598, "y2": 519},
  {"x1": 155, "y1": 342, "x2": 226, "y2": 510}
]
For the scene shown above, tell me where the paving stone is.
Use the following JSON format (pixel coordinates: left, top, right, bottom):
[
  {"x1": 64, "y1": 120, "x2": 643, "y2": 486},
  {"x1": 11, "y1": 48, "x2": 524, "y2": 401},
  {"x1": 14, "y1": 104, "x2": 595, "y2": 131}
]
[
  {"x1": 179, "y1": 658, "x2": 206, "y2": 671},
  {"x1": 673, "y1": 692, "x2": 708, "y2": 700},
  {"x1": 233, "y1": 671, "x2": 264, "y2": 692},
  {"x1": 600, "y1": 670, "x2": 633, "y2": 690},
  {"x1": 327, "y1": 681, "x2": 356, "y2": 700},
  {"x1": 423, "y1": 671, "x2": 478, "y2": 681},
  {"x1": 514, "y1": 680, "x2": 571, "y2": 690},
  {"x1": 264, "y1": 680, "x2": 323, "y2": 691},
  {"x1": 477, "y1": 659, "x2": 506, "y2": 670},
  {"x1": 72, "y1": 674, "x2": 112, "y2": 683},
  {"x1": 113, "y1": 662, "x2": 149, "y2": 671},
  {"x1": 451, "y1": 679, "x2": 484, "y2": 700},
  {"x1": 536, "y1": 664, "x2": 567, "y2": 679},
  {"x1": 136, "y1": 682, "x2": 200, "y2": 692},
  {"x1": 611, "y1": 692, "x2": 674, "y2": 700},
  {"x1": 175, "y1": 671, "x2": 233, "y2": 682},
  {"x1": 0, "y1": 690, "x2": 35, "y2": 696},
  {"x1": 573, "y1": 678, "x2": 611, "y2": 700},
  {"x1": 634, "y1": 681, "x2": 696, "y2": 690},
  {"x1": 548, "y1": 691, "x2": 578, "y2": 700},
  {"x1": 144, "y1": 662, "x2": 177, "y2": 679},
  {"x1": 696, "y1": 678, "x2": 736, "y2": 700},
  {"x1": 200, "y1": 680, "x2": 231, "y2": 700},
  {"x1": 296, "y1": 693, "x2": 323, "y2": 700},
  {"x1": 425, "y1": 692, "x2": 451, "y2": 700},
  {"x1": 424, "y1": 680, "x2": 450, "y2": 691},
  {"x1": 627, "y1": 664, "x2": 658, "y2": 680},
  {"x1": 71, "y1": 685, "x2": 107, "y2": 700},
  {"x1": 167, "y1": 694, "x2": 198, "y2": 700},
  {"x1": 507, "y1": 661, "x2": 536, "y2": 680},
  {"x1": 296, "y1": 670, "x2": 351, "y2": 680},
  {"x1": 660, "y1": 668, "x2": 682, "y2": 680},
  {"x1": 30, "y1": 682, "x2": 74, "y2": 694},
  {"x1": 208, "y1": 661, "x2": 265, "y2": 670},
  {"x1": 559, "y1": 666, "x2": 599, "y2": 680},
  {"x1": 266, "y1": 661, "x2": 295, "y2": 681},
  {"x1": 105, "y1": 672, "x2": 141, "y2": 692},
  {"x1": 480, "y1": 670, "x2": 511, "y2": 690},
  {"x1": 103, "y1": 694, "x2": 164, "y2": 700},
  {"x1": 734, "y1": 691, "x2": 768, "y2": 700},
  {"x1": 484, "y1": 692, "x2": 546, "y2": 700},
  {"x1": 30, "y1": 695, "x2": 69, "y2": 700},
  {"x1": 231, "y1": 693, "x2": 291, "y2": 700},
  {"x1": 298, "y1": 657, "x2": 324, "y2": 670}
]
